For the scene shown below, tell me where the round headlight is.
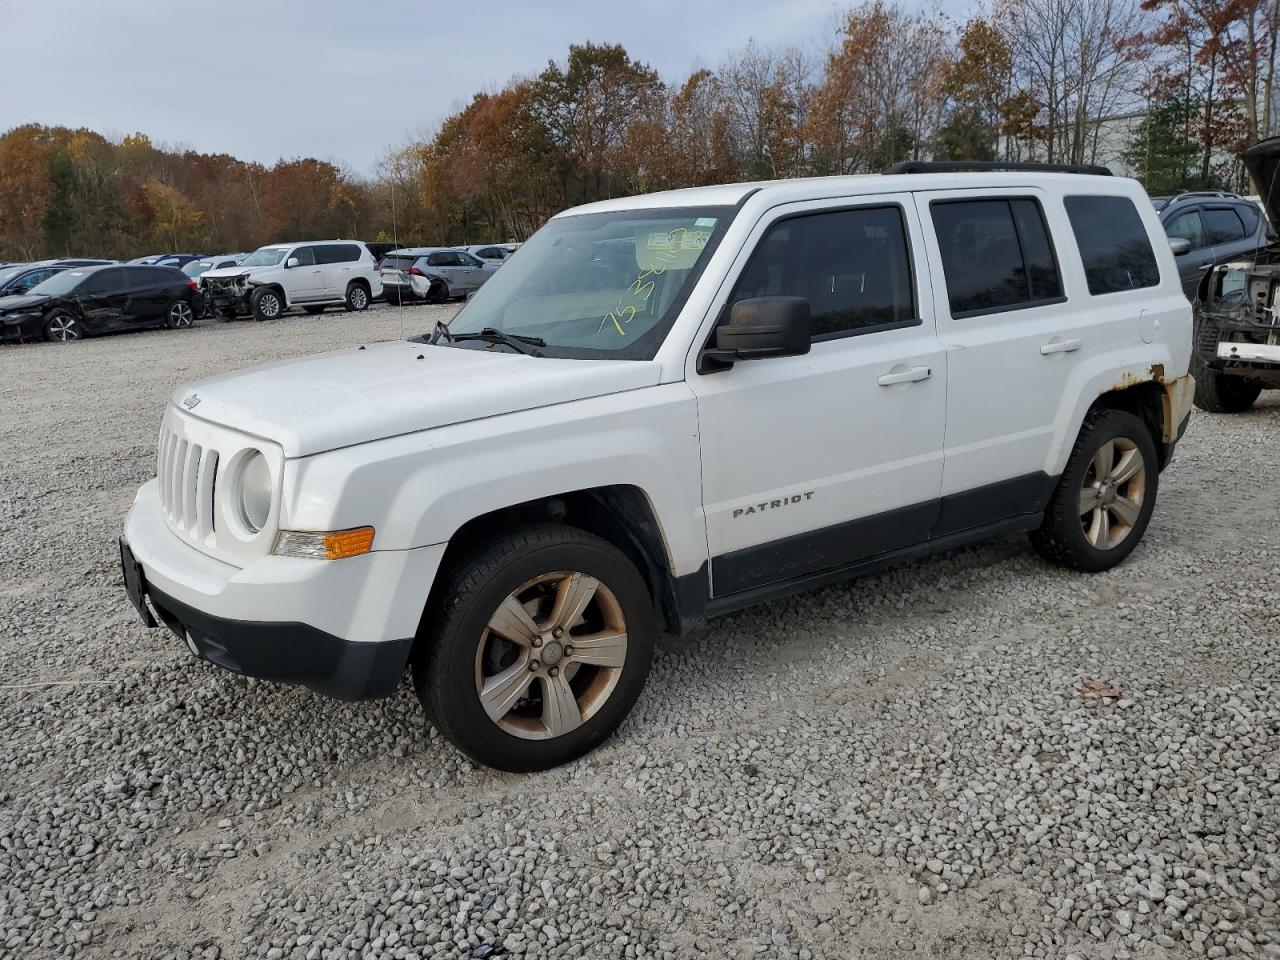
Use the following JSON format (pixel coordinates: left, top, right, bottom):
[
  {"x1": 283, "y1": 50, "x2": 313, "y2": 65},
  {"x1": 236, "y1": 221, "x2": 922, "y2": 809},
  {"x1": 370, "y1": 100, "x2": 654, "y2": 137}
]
[{"x1": 237, "y1": 450, "x2": 272, "y2": 533}]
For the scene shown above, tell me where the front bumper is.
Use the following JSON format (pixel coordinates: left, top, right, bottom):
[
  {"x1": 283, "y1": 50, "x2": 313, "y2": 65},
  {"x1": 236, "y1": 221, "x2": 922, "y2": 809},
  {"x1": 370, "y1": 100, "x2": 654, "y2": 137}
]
[
  {"x1": 0, "y1": 313, "x2": 44, "y2": 343},
  {"x1": 122, "y1": 479, "x2": 445, "y2": 700}
]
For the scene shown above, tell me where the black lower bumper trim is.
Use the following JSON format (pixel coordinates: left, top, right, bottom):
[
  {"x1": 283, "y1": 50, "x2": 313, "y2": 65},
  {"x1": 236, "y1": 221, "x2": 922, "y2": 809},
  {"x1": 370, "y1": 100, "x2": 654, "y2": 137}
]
[{"x1": 146, "y1": 585, "x2": 412, "y2": 701}]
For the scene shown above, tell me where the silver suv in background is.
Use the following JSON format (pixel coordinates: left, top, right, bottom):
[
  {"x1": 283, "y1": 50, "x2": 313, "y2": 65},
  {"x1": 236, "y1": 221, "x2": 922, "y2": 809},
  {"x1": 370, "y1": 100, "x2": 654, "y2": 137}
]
[{"x1": 379, "y1": 248, "x2": 494, "y2": 303}]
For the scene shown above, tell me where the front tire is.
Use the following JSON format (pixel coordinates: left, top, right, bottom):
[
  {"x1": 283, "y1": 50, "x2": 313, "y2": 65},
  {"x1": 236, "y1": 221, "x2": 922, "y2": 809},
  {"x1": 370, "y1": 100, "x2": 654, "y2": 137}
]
[
  {"x1": 250, "y1": 287, "x2": 284, "y2": 322},
  {"x1": 414, "y1": 524, "x2": 655, "y2": 772},
  {"x1": 165, "y1": 300, "x2": 195, "y2": 329},
  {"x1": 1030, "y1": 408, "x2": 1158, "y2": 572},
  {"x1": 344, "y1": 282, "x2": 370, "y2": 312},
  {"x1": 44, "y1": 311, "x2": 83, "y2": 343},
  {"x1": 1193, "y1": 366, "x2": 1262, "y2": 413}
]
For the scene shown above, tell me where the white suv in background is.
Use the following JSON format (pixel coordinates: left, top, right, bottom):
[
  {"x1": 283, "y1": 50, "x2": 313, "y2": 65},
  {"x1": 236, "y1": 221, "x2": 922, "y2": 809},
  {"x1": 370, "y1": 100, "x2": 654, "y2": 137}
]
[
  {"x1": 201, "y1": 240, "x2": 382, "y2": 321},
  {"x1": 121, "y1": 164, "x2": 1194, "y2": 772}
]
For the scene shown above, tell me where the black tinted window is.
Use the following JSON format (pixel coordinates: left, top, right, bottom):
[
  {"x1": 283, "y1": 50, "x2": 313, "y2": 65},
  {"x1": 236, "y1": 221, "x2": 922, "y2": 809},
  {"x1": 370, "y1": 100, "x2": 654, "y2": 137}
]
[
  {"x1": 1236, "y1": 203, "x2": 1260, "y2": 234},
  {"x1": 428, "y1": 251, "x2": 461, "y2": 267},
  {"x1": 931, "y1": 198, "x2": 1063, "y2": 316},
  {"x1": 1064, "y1": 196, "x2": 1160, "y2": 294},
  {"x1": 315, "y1": 244, "x2": 362, "y2": 264},
  {"x1": 86, "y1": 269, "x2": 123, "y2": 294},
  {"x1": 727, "y1": 206, "x2": 916, "y2": 340},
  {"x1": 1165, "y1": 210, "x2": 1206, "y2": 248},
  {"x1": 1203, "y1": 208, "x2": 1246, "y2": 244},
  {"x1": 124, "y1": 267, "x2": 157, "y2": 287}
]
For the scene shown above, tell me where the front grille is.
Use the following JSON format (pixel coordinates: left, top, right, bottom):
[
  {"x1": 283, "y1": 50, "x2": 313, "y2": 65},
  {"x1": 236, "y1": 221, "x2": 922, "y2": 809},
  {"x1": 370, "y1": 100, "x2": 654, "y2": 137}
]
[{"x1": 157, "y1": 423, "x2": 219, "y2": 539}]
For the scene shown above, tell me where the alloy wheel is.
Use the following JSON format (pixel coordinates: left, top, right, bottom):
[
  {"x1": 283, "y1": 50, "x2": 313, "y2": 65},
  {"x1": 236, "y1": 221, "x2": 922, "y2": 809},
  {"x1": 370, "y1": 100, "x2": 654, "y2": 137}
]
[
  {"x1": 47, "y1": 316, "x2": 80, "y2": 341},
  {"x1": 170, "y1": 302, "x2": 193, "y2": 327},
  {"x1": 474, "y1": 571, "x2": 628, "y2": 740},
  {"x1": 1078, "y1": 436, "x2": 1146, "y2": 549},
  {"x1": 260, "y1": 294, "x2": 280, "y2": 318},
  {"x1": 350, "y1": 287, "x2": 368, "y2": 309}
]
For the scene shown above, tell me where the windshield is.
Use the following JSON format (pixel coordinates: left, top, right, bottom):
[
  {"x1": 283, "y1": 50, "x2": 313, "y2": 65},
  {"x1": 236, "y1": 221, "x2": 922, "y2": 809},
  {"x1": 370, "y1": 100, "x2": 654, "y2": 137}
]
[
  {"x1": 183, "y1": 260, "x2": 216, "y2": 278},
  {"x1": 29, "y1": 269, "x2": 86, "y2": 297},
  {"x1": 240, "y1": 247, "x2": 289, "y2": 267},
  {"x1": 0, "y1": 266, "x2": 26, "y2": 286},
  {"x1": 442, "y1": 205, "x2": 734, "y2": 359}
]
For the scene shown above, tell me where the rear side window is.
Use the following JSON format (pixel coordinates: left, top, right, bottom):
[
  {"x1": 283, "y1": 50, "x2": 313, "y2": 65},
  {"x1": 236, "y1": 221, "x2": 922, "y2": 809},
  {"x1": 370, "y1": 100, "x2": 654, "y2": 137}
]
[
  {"x1": 315, "y1": 244, "x2": 362, "y2": 264},
  {"x1": 1203, "y1": 208, "x2": 1246, "y2": 244},
  {"x1": 727, "y1": 205, "x2": 917, "y2": 340},
  {"x1": 428, "y1": 252, "x2": 461, "y2": 267},
  {"x1": 1236, "y1": 203, "x2": 1260, "y2": 234},
  {"x1": 931, "y1": 198, "x2": 1063, "y2": 317},
  {"x1": 1064, "y1": 196, "x2": 1160, "y2": 294}
]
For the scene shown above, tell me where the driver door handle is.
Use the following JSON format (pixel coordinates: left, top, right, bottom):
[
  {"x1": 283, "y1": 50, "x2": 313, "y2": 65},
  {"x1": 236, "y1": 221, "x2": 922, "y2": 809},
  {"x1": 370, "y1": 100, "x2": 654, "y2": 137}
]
[
  {"x1": 877, "y1": 365, "x2": 932, "y2": 386},
  {"x1": 1040, "y1": 337, "x2": 1082, "y2": 355}
]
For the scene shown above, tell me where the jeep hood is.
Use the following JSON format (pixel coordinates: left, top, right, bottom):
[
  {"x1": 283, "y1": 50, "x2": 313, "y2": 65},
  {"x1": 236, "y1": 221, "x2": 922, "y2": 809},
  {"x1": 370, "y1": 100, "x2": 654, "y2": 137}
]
[
  {"x1": 1243, "y1": 137, "x2": 1280, "y2": 227},
  {"x1": 172, "y1": 340, "x2": 662, "y2": 457}
]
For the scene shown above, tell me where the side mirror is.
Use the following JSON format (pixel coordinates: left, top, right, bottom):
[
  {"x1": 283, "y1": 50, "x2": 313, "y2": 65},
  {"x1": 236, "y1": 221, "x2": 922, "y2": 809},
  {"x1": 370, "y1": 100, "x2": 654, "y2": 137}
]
[
  {"x1": 1168, "y1": 237, "x2": 1191, "y2": 256},
  {"x1": 700, "y1": 296, "x2": 811, "y2": 371},
  {"x1": 285, "y1": 257, "x2": 300, "y2": 268}
]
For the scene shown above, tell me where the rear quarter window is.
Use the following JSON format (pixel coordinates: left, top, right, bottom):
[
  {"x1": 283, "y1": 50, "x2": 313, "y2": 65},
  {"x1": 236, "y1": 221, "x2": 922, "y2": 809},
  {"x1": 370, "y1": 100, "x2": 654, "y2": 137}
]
[{"x1": 1063, "y1": 195, "x2": 1160, "y2": 295}]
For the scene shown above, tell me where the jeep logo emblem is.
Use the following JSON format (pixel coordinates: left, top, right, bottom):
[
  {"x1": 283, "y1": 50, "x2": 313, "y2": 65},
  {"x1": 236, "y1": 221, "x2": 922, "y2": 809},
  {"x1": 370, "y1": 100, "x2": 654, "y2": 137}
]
[{"x1": 182, "y1": 393, "x2": 201, "y2": 410}]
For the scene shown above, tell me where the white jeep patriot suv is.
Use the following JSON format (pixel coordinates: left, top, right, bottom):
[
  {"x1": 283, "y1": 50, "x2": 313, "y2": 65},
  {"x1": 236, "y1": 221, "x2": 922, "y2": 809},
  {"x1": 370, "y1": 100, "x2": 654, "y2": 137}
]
[
  {"x1": 121, "y1": 164, "x2": 1194, "y2": 771},
  {"x1": 201, "y1": 240, "x2": 382, "y2": 321}
]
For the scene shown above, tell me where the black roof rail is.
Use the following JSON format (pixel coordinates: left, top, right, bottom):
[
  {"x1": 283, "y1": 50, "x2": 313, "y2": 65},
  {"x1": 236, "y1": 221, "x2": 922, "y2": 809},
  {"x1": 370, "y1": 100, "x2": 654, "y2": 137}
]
[{"x1": 883, "y1": 160, "x2": 1113, "y2": 177}]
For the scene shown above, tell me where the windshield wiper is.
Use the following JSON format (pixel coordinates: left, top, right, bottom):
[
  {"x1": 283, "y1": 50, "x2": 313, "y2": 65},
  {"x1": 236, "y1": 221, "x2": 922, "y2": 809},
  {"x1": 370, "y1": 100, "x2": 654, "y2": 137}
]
[{"x1": 448, "y1": 327, "x2": 546, "y2": 356}]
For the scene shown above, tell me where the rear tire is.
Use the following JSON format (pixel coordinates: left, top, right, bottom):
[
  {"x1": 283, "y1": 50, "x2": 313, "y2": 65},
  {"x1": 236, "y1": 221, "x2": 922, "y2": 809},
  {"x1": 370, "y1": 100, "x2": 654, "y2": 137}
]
[
  {"x1": 164, "y1": 300, "x2": 195, "y2": 329},
  {"x1": 1030, "y1": 408, "x2": 1159, "y2": 572},
  {"x1": 1193, "y1": 366, "x2": 1262, "y2": 413},
  {"x1": 250, "y1": 287, "x2": 284, "y2": 322},
  {"x1": 427, "y1": 279, "x2": 450, "y2": 303},
  {"x1": 413, "y1": 524, "x2": 655, "y2": 772},
  {"x1": 344, "y1": 282, "x2": 370, "y2": 311}
]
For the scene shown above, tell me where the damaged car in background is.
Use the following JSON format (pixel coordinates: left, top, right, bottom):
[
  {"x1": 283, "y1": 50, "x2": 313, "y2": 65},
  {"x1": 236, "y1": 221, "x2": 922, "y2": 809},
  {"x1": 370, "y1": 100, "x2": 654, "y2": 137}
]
[
  {"x1": 201, "y1": 241, "x2": 382, "y2": 321},
  {"x1": 1192, "y1": 137, "x2": 1280, "y2": 412}
]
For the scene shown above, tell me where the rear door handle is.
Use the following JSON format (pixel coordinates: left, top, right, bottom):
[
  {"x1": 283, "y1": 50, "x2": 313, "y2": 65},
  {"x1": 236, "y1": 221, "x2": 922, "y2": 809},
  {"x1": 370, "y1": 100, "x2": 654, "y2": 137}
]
[
  {"x1": 1040, "y1": 338, "x2": 1082, "y2": 355},
  {"x1": 877, "y1": 365, "x2": 932, "y2": 386}
]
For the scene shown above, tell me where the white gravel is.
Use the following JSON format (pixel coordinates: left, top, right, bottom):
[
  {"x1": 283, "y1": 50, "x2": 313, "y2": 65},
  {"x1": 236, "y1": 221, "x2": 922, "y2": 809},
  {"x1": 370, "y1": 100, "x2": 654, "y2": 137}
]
[{"x1": 1, "y1": 306, "x2": 1278, "y2": 959}]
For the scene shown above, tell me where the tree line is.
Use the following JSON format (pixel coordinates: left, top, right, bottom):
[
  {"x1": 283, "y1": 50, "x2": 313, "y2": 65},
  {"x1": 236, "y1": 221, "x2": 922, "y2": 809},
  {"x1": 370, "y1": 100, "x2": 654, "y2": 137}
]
[{"x1": 2, "y1": 0, "x2": 1278, "y2": 260}]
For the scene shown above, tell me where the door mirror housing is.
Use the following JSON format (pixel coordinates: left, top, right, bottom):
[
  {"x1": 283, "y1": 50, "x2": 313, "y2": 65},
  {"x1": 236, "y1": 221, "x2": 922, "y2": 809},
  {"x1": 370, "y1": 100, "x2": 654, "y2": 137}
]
[
  {"x1": 1168, "y1": 237, "x2": 1191, "y2": 256},
  {"x1": 285, "y1": 257, "x2": 300, "y2": 268},
  {"x1": 700, "y1": 296, "x2": 812, "y2": 372}
]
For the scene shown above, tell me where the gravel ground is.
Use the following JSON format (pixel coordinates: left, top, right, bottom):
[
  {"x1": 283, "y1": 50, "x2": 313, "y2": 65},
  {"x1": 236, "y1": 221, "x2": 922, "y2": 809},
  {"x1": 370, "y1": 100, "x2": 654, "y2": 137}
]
[{"x1": 1, "y1": 305, "x2": 1278, "y2": 960}]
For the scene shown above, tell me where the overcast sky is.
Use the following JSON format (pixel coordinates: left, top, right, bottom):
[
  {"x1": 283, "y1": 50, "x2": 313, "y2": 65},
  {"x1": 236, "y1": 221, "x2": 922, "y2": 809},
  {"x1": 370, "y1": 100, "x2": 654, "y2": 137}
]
[{"x1": 0, "y1": 0, "x2": 890, "y2": 177}]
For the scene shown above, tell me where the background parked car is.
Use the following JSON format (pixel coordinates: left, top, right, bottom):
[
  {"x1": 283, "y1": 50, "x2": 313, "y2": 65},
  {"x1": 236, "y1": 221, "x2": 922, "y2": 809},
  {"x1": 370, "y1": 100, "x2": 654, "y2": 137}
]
[
  {"x1": 362, "y1": 241, "x2": 401, "y2": 266},
  {"x1": 183, "y1": 254, "x2": 245, "y2": 283},
  {"x1": 0, "y1": 264, "x2": 200, "y2": 343},
  {"x1": 0, "y1": 261, "x2": 71, "y2": 297},
  {"x1": 1156, "y1": 191, "x2": 1271, "y2": 297},
  {"x1": 462, "y1": 244, "x2": 514, "y2": 266},
  {"x1": 379, "y1": 247, "x2": 494, "y2": 303},
  {"x1": 201, "y1": 240, "x2": 381, "y2": 320},
  {"x1": 51, "y1": 258, "x2": 117, "y2": 266}
]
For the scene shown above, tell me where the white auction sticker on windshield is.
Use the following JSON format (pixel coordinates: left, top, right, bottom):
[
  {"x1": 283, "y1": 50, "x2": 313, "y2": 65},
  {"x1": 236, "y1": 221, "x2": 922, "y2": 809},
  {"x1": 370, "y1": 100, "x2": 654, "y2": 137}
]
[{"x1": 694, "y1": 217, "x2": 717, "y2": 227}]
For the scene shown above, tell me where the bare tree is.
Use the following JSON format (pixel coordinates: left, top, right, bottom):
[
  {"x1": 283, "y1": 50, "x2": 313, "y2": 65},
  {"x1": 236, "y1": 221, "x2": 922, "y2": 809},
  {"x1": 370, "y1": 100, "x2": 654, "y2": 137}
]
[{"x1": 998, "y1": 0, "x2": 1146, "y2": 163}]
